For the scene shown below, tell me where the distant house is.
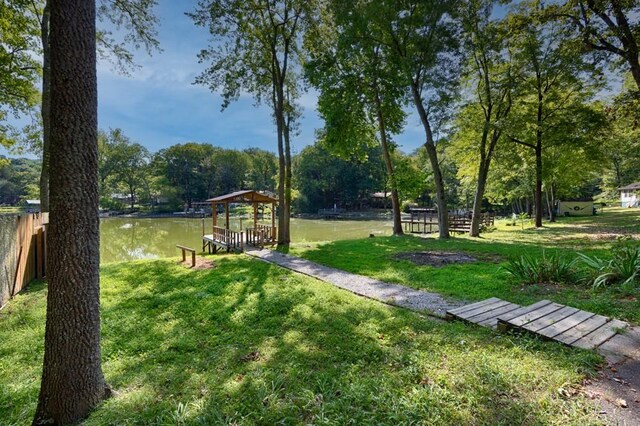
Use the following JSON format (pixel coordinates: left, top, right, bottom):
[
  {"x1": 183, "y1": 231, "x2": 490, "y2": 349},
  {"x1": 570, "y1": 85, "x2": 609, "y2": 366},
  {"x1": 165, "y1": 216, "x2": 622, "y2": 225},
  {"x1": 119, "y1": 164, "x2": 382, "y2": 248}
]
[
  {"x1": 24, "y1": 200, "x2": 40, "y2": 213},
  {"x1": 370, "y1": 191, "x2": 390, "y2": 209},
  {"x1": 619, "y1": 183, "x2": 640, "y2": 208}
]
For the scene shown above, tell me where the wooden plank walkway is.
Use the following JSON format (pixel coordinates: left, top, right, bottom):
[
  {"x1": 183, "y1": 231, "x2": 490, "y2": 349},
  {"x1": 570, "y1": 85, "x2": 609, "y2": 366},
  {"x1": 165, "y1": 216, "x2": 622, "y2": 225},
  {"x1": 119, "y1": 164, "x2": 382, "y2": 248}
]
[{"x1": 446, "y1": 298, "x2": 629, "y2": 350}]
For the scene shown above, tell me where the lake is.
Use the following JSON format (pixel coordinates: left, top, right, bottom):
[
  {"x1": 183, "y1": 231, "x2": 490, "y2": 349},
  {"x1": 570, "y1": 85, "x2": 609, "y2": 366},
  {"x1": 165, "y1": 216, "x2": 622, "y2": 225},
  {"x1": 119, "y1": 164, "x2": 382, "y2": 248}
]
[{"x1": 100, "y1": 217, "x2": 393, "y2": 263}]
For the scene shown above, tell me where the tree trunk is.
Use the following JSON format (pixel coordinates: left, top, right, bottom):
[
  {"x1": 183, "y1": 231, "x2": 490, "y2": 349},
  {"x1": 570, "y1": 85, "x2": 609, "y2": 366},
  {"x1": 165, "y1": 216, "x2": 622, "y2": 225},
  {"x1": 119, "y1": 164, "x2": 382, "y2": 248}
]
[
  {"x1": 410, "y1": 83, "x2": 448, "y2": 238},
  {"x1": 470, "y1": 158, "x2": 489, "y2": 237},
  {"x1": 33, "y1": 0, "x2": 109, "y2": 424},
  {"x1": 549, "y1": 183, "x2": 556, "y2": 222},
  {"x1": 283, "y1": 113, "x2": 292, "y2": 244},
  {"x1": 630, "y1": 62, "x2": 640, "y2": 91},
  {"x1": 534, "y1": 135, "x2": 543, "y2": 228},
  {"x1": 373, "y1": 84, "x2": 403, "y2": 235},
  {"x1": 274, "y1": 82, "x2": 288, "y2": 246},
  {"x1": 39, "y1": 1, "x2": 51, "y2": 213}
]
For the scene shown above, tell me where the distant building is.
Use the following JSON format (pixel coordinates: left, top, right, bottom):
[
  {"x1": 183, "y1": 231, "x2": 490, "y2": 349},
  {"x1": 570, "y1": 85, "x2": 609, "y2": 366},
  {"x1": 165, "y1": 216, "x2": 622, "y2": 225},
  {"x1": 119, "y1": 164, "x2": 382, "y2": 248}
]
[
  {"x1": 619, "y1": 183, "x2": 640, "y2": 208},
  {"x1": 557, "y1": 200, "x2": 594, "y2": 216},
  {"x1": 24, "y1": 200, "x2": 40, "y2": 213},
  {"x1": 370, "y1": 191, "x2": 390, "y2": 209}
]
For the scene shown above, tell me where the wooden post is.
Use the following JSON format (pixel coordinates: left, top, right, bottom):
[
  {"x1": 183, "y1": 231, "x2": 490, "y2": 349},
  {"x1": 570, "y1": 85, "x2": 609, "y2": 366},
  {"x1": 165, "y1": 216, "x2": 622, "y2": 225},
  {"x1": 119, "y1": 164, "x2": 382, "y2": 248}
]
[
  {"x1": 212, "y1": 202, "x2": 217, "y2": 230},
  {"x1": 225, "y1": 202, "x2": 229, "y2": 230},
  {"x1": 271, "y1": 202, "x2": 275, "y2": 237},
  {"x1": 253, "y1": 203, "x2": 258, "y2": 229},
  {"x1": 201, "y1": 218, "x2": 205, "y2": 236},
  {"x1": 191, "y1": 250, "x2": 196, "y2": 267}
]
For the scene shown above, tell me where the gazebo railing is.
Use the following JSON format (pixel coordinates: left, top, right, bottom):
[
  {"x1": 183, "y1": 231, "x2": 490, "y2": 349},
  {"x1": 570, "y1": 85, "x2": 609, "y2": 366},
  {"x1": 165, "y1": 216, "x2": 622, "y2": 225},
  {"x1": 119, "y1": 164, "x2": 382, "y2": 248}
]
[
  {"x1": 212, "y1": 226, "x2": 243, "y2": 250},
  {"x1": 245, "y1": 224, "x2": 277, "y2": 248}
]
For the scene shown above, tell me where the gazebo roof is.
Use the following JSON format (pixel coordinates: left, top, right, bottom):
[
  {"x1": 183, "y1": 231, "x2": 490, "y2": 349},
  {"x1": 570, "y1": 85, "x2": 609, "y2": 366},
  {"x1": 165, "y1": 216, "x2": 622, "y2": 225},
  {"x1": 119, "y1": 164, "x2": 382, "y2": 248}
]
[{"x1": 207, "y1": 190, "x2": 278, "y2": 204}]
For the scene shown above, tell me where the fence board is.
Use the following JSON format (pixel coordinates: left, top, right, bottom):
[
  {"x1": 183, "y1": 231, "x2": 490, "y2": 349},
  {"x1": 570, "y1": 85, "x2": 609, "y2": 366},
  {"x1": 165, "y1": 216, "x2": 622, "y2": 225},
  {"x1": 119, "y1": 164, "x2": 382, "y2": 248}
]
[{"x1": 0, "y1": 213, "x2": 48, "y2": 307}]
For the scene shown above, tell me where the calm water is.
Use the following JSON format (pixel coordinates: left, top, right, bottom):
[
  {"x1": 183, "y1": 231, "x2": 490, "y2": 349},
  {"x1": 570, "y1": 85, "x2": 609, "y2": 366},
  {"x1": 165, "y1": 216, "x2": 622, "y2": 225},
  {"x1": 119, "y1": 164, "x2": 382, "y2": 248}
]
[{"x1": 100, "y1": 217, "x2": 393, "y2": 263}]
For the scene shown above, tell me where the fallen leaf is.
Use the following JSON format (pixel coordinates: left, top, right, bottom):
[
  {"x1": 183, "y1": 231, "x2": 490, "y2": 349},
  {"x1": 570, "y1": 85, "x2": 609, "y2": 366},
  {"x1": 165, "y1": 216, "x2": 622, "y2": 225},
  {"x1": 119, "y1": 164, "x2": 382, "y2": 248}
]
[{"x1": 615, "y1": 398, "x2": 628, "y2": 408}]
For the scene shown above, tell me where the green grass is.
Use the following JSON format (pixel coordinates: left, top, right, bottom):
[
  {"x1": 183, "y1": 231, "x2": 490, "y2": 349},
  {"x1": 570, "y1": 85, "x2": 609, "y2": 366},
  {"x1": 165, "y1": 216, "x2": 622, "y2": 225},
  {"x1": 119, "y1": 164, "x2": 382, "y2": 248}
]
[
  {"x1": 286, "y1": 208, "x2": 640, "y2": 324},
  {"x1": 1, "y1": 257, "x2": 603, "y2": 425}
]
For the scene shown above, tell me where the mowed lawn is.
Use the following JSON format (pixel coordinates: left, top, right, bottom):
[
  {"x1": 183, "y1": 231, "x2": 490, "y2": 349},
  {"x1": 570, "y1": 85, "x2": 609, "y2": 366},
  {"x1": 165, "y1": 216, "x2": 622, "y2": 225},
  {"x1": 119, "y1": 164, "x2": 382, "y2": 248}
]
[
  {"x1": 287, "y1": 208, "x2": 640, "y2": 324},
  {"x1": 1, "y1": 256, "x2": 603, "y2": 425}
]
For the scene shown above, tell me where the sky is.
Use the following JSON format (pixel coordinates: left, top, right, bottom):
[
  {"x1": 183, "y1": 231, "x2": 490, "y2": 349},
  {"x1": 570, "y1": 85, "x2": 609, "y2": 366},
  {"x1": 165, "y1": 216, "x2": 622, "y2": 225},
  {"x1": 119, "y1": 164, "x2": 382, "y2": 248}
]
[{"x1": 92, "y1": 1, "x2": 425, "y2": 156}]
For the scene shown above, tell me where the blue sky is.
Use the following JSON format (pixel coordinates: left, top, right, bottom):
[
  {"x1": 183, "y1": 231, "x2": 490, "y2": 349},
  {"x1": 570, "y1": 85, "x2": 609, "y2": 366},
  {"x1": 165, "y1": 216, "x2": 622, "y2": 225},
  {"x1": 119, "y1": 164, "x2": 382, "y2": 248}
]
[{"x1": 93, "y1": 1, "x2": 425, "y2": 156}]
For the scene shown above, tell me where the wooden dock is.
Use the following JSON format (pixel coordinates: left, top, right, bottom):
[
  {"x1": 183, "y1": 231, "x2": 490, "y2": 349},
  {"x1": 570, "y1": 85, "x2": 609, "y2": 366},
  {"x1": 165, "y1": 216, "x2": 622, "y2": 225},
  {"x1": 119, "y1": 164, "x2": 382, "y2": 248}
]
[
  {"x1": 402, "y1": 209, "x2": 495, "y2": 234},
  {"x1": 446, "y1": 298, "x2": 628, "y2": 350}
]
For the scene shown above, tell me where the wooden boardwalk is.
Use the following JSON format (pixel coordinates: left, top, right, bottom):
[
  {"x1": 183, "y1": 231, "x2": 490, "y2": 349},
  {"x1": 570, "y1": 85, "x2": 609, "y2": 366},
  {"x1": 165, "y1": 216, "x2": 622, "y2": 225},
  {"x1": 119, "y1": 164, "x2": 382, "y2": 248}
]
[{"x1": 446, "y1": 298, "x2": 629, "y2": 350}]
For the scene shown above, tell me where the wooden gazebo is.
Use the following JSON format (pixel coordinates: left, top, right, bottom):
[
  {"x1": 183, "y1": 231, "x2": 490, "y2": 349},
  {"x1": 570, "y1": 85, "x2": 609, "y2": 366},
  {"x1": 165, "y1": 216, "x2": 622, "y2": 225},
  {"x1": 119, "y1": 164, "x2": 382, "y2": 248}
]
[{"x1": 202, "y1": 190, "x2": 278, "y2": 252}]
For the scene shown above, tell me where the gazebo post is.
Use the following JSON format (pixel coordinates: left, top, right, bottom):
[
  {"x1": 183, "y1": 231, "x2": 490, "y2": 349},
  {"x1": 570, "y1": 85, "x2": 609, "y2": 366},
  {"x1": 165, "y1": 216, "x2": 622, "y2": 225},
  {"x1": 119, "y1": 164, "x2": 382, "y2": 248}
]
[
  {"x1": 253, "y1": 203, "x2": 258, "y2": 228},
  {"x1": 225, "y1": 202, "x2": 230, "y2": 230},
  {"x1": 271, "y1": 202, "x2": 276, "y2": 237},
  {"x1": 212, "y1": 202, "x2": 217, "y2": 229}
]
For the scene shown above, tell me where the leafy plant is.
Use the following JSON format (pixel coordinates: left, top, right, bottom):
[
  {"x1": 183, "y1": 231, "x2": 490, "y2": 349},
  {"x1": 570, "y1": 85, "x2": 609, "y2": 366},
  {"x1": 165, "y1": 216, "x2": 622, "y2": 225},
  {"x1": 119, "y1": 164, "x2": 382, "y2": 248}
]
[
  {"x1": 518, "y1": 212, "x2": 528, "y2": 230},
  {"x1": 504, "y1": 251, "x2": 581, "y2": 285},
  {"x1": 578, "y1": 237, "x2": 640, "y2": 289}
]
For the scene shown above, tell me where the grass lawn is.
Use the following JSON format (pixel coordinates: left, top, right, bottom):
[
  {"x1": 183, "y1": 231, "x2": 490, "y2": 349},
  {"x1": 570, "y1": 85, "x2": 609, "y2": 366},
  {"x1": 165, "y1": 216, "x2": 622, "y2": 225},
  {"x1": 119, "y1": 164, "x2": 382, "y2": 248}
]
[
  {"x1": 1, "y1": 256, "x2": 603, "y2": 425},
  {"x1": 286, "y1": 208, "x2": 640, "y2": 324}
]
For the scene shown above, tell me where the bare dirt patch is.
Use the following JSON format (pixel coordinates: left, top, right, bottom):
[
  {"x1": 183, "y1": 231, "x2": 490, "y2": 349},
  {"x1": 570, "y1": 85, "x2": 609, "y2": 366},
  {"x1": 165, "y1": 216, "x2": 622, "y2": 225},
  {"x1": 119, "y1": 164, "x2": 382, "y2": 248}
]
[
  {"x1": 394, "y1": 251, "x2": 479, "y2": 267},
  {"x1": 178, "y1": 257, "x2": 216, "y2": 270}
]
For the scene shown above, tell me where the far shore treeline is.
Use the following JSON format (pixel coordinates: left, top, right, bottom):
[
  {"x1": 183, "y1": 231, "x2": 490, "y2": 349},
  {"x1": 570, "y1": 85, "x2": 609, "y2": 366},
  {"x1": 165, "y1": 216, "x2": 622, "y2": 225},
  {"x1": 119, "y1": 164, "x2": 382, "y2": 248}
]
[{"x1": 1, "y1": 102, "x2": 639, "y2": 216}]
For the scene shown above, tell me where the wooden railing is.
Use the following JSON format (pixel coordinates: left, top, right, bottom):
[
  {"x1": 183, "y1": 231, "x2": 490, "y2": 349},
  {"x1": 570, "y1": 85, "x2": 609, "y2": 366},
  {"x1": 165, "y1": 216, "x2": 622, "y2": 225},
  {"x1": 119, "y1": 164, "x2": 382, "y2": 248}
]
[
  {"x1": 403, "y1": 211, "x2": 495, "y2": 234},
  {"x1": 449, "y1": 213, "x2": 495, "y2": 233},
  {"x1": 212, "y1": 226, "x2": 243, "y2": 251},
  {"x1": 1, "y1": 212, "x2": 48, "y2": 307},
  {"x1": 245, "y1": 224, "x2": 277, "y2": 248}
]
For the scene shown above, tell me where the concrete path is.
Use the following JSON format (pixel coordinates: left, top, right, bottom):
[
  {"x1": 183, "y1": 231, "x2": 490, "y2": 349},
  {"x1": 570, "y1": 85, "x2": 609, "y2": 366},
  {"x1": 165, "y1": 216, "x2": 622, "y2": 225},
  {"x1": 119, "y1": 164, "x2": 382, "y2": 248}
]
[{"x1": 245, "y1": 248, "x2": 463, "y2": 317}]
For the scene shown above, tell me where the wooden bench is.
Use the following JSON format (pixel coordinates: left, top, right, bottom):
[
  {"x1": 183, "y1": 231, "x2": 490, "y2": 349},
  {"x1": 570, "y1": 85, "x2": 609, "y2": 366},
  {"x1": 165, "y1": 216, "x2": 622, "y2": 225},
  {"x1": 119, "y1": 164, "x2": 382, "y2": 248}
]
[{"x1": 176, "y1": 245, "x2": 196, "y2": 267}]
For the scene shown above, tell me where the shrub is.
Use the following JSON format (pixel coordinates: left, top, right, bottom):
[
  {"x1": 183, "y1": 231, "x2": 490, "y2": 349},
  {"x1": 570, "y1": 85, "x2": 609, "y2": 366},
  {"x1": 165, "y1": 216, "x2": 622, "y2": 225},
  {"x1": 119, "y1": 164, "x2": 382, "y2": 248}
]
[
  {"x1": 578, "y1": 237, "x2": 640, "y2": 290},
  {"x1": 504, "y1": 251, "x2": 581, "y2": 285}
]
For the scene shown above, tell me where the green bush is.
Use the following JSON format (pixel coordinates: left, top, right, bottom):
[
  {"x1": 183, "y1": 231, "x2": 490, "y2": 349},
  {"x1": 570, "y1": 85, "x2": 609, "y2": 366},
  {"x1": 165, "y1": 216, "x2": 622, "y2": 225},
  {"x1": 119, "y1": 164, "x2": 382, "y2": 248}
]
[
  {"x1": 504, "y1": 251, "x2": 581, "y2": 285},
  {"x1": 578, "y1": 237, "x2": 640, "y2": 290}
]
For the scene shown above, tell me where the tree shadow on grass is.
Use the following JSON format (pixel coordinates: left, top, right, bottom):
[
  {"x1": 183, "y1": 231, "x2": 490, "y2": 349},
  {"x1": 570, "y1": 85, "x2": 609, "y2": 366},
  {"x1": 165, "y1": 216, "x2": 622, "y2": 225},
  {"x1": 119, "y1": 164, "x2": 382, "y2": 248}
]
[
  {"x1": 80, "y1": 256, "x2": 603, "y2": 425},
  {"x1": 289, "y1": 235, "x2": 640, "y2": 323}
]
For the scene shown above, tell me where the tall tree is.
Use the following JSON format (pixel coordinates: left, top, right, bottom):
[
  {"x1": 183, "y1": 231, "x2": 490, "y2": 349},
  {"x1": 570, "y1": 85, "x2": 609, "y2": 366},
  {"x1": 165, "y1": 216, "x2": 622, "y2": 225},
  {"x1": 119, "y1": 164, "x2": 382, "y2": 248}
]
[
  {"x1": 29, "y1": 0, "x2": 160, "y2": 212},
  {"x1": 554, "y1": 0, "x2": 640, "y2": 91},
  {"x1": 506, "y1": 1, "x2": 602, "y2": 227},
  {"x1": 113, "y1": 142, "x2": 150, "y2": 209},
  {"x1": 190, "y1": 0, "x2": 317, "y2": 245},
  {"x1": 0, "y1": 0, "x2": 40, "y2": 149},
  {"x1": 155, "y1": 143, "x2": 216, "y2": 209},
  {"x1": 33, "y1": 0, "x2": 109, "y2": 423},
  {"x1": 293, "y1": 141, "x2": 386, "y2": 213},
  {"x1": 457, "y1": 0, "x2": 513, "y2": 236},
  {"x1": 244, "y1": 147, "x2": 278, "y2": 192},
  {"x1": 374, "y1": 0, "x2": 462, "y2": 239},
  {"x1": 306, "y1": 0, "x2": 407, "y2": 235}
]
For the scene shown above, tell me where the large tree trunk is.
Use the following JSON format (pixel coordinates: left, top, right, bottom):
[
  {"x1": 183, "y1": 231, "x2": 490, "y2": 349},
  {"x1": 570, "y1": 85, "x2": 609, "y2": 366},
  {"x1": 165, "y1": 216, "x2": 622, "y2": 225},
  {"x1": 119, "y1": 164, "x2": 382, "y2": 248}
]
[
  {"x1": 548, "y1": 183, "x2": 556, "y2": 222},
  {"x1": 470, "y1": 129, "x2": 501, "y2": 237},
  {"x1": 373, "y1": 85, "x2": 403, "y2": 235},
  {"x1": 39, "y1": 1, "x2": 51, "y2": 213},
  {"x1": 470, "y1": 158, "x2": 489, "y2": 237},
  {"x1": 283, "y1": 114, "x2": 292, "y2": 244},
  {"x1": 534, "y1": 135, "x2": 543, "y2": 228},
  {"x1": 33, "y1": 0, "x2": 109, "y2": 424},
  {"x1": 274, "y1": 82, "x2": 288, "y2": 246},
  {"x1": 410, "y1": 83, "x2": 449, "y2": 238}
]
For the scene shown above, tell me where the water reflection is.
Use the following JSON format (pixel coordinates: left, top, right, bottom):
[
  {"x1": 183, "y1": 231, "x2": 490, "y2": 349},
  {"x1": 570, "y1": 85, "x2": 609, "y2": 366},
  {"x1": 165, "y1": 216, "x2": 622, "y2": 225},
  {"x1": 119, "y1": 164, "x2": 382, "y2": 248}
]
[{"x1": 100, "y1": 217, "x2": 393, "y2": 263}]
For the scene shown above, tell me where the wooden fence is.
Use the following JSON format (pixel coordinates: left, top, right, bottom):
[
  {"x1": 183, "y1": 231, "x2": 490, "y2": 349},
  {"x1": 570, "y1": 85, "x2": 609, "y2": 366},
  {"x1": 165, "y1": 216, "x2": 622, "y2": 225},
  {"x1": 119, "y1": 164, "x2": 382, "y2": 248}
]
[{"x1": 0, "y1": 213, "x2": 48, "y2": 308}]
